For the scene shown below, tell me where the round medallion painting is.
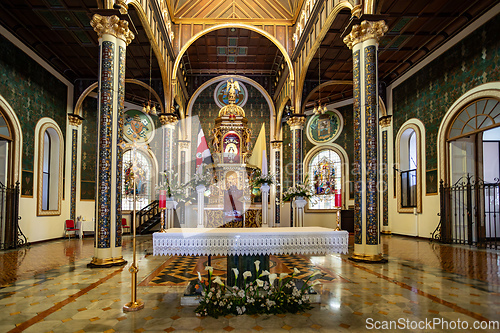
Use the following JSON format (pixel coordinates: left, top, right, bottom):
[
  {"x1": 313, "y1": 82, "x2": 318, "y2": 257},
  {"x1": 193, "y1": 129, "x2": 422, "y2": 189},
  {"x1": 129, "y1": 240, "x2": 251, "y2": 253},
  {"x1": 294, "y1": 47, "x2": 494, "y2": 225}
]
[
  {"x1": 306, "y1": 110, "x2": 343, "y2": 144},
  {"x1": 214, "y1": 80, "x2": 248, "y2": 108},
  {"x1": 123, "y1": 109, "x2": 155, "y2": 144}
]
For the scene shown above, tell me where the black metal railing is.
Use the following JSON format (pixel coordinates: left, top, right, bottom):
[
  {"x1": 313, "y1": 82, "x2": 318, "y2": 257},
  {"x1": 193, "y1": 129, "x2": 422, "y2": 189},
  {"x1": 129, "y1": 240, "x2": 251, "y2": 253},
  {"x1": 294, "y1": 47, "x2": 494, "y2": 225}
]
[
  {"x1": 0, "y1": 181, "x2": 27, "y2": 250},
  {"x1": 401, "y1": 169, "x2": 417, "y2": 208},
  {"x1": 135, "y1": 199, "x2": 159, "y2": 230},
  {"x1": 439, "y1": 176, "x2": 500, "y2": 249}
]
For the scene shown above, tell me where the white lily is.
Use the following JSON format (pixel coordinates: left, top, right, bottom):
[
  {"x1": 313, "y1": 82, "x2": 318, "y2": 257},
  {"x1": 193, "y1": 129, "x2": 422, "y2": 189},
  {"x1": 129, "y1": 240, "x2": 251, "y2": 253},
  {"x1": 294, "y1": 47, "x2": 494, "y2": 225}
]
[
  {"x1": 279, "y1": 273, "x2": 288, "y2": 280},
  {"x1": 213, "y1": 276, "x2": 224, "y2": 286},
  {"x1": 232, "y1": 268, "x2": 239, "y2": 280},
  {"x1": 255, "y1": 279, "x2": 264, "y2": 287},
  {"x1": 311, "y1": 280, "x2": 322, "y2": 286},
  {"x1": 259, "y1": 270, "x2": 270, "y2": 277},
  {"x1": 243, "y1": 271, "x2": 252, "y2": 279},
  {"x1": 254, "y1": 260, "x2": 260, "y2": 273},
  {"x1": 269, "y1": 273, "x2": 277, "y2": 287},
  {"x1": 293, "y1": 267, "x2": 300, "y2": 275},
  {"x1": 311, "y1": 270, "x2": 322, "y2": 277},
  {"x1": 205, "y1": 266, "x2": 214, "y2": 275},
  {"x1": 197, "y1": 271, "x2": 202, "y2": 281}
]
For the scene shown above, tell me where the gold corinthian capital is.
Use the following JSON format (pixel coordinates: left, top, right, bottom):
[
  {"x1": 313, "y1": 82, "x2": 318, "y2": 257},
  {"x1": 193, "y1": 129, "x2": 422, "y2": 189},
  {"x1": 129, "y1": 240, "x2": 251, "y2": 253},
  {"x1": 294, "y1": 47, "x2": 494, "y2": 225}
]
[
  {"x1": 287, "y1": 116, "x2": 307, "y2": 128},
  {"x1": 343, "y1": 20, "x2": 388, "y2": 50},
  {"x1": 90, "y1": 14, "x2": 135, "y2": 46}
]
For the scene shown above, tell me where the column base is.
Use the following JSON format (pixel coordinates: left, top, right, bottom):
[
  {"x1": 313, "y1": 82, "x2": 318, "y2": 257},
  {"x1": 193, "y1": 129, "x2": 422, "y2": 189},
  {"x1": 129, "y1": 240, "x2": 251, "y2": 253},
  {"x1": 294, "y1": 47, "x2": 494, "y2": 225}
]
[
  {"x1": 349, "y1": 253, "x2": 387, "y2": 263},
  {"x1": 123, "y1": 300, "x2": 144, "y2": 312},
  {"x1": 87, "y1": 256, "x2": 128, "y2": 268},
  {"x1": 381, "y1": 230, "x2": 391, "y2": 235}
]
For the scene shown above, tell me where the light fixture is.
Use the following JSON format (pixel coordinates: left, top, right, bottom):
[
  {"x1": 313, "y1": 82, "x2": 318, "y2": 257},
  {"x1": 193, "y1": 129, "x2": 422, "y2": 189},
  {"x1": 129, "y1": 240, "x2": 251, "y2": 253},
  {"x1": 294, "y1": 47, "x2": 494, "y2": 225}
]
[
  {"x1": 142, "y1": 44, "x2": 157, "y2": 116},
  {"x1": 313, "y1": 44, "x2": 328, "y2": 115}
]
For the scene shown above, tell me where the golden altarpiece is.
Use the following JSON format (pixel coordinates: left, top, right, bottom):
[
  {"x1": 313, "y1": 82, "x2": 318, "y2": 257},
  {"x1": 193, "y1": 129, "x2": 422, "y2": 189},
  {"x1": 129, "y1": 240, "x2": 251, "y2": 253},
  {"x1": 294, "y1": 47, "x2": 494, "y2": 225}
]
[{"x1": 205, "y1": 80, "x2": 261, "y2": 227}]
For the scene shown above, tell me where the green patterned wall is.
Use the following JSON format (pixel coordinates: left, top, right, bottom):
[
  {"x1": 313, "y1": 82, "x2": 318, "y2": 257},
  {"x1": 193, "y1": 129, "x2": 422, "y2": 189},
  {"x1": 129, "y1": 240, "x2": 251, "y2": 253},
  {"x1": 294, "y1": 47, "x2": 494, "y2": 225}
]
[
  {"x1": 191, "y1": 82, "x2": 271, "y2": 173},
  {"x1": 393, "y1": 15, "x2": 500, "y2": 174},
  {"x1": 0, "y1": 35, "x2": 67, "y2": 196},
  {"x1": 80, "y1": 97, "x2": 98, "y2": 200},
  {"x1": 282, "y1": 121, "x2": 293, "y2": 188}
]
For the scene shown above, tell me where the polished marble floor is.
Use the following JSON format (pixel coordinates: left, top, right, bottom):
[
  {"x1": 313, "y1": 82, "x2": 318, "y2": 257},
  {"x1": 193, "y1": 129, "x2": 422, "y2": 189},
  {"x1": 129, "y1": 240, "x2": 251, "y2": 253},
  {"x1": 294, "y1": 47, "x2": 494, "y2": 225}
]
[{"x1": 0, "y1": 234, "x2": 499, "y2": 332}]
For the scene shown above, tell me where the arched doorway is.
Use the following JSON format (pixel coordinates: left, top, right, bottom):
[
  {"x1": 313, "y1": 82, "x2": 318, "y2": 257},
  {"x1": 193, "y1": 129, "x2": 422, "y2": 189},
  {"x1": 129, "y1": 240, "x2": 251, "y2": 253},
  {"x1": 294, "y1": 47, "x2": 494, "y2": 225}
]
[{"x1": 441, "y1": 96, "x2": 500, "y2": 247}]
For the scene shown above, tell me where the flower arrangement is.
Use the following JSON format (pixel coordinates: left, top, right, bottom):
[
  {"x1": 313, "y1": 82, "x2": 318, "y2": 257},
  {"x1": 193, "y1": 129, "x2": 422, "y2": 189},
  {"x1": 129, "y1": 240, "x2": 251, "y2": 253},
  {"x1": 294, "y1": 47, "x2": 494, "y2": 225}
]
[
  {"x1": 250, "y1": 170, "x2": 275, "y2": 187},
  {"x1": 186, "y1": 164, "x2": 215, "y2": 188},
  {"x1": 282, "y1": 182, "x2": 314, "y2": 202},
  {"x1": 194, "y1": 261, "x2": 322, "y2": 318},
  {"x1": 157, "y1": 171, "x2": 194, "y2": 203}
]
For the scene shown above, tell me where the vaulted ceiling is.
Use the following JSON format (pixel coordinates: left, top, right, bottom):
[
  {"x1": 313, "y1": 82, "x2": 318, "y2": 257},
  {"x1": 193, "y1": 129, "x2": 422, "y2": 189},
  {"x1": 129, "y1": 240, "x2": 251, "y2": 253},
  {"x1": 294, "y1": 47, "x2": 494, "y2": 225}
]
[
  {"x1": 167, "y1": 0, "x2": 302, "y2": 22},
  {"x1": 0, "y1": 0, "x2": 497, "y2": 112}
]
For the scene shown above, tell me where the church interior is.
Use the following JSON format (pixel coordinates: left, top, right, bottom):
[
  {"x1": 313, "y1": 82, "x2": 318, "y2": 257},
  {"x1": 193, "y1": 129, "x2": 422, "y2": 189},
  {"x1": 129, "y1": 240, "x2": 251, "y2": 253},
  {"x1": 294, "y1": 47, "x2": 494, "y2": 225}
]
[{"x1": 0, "y1": 0, "x2": 499, "y2": 331}]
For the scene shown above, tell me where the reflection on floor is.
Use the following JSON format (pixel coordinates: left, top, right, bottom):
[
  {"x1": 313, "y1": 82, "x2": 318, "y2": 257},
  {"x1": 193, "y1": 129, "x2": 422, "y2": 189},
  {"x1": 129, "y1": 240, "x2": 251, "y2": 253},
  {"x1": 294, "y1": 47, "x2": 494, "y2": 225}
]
[{"x1": 0, "y1": 234, "x2": 499, "y2": 332}]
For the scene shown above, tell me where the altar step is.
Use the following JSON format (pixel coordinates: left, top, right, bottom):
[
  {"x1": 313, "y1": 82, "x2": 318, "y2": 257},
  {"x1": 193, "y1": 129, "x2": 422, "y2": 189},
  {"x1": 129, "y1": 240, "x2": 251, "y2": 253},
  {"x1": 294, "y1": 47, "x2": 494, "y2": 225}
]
[{"x1": 136, "y1": 213, "x2": 161, "y2": 234}]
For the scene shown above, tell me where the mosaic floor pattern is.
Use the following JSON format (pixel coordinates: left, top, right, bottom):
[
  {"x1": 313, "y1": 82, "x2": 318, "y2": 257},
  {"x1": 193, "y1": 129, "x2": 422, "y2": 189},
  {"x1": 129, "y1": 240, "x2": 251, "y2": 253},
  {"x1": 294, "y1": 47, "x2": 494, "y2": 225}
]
[{"x1": 141, "y1": 255, "x2": 344, "y2": 286}]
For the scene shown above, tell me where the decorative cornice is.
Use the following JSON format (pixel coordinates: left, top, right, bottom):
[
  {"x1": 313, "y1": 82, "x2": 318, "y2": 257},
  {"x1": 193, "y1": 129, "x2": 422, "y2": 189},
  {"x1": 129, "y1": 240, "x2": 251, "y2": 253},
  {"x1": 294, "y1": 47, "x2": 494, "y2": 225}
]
[
  {"x1": 287, "y1": 115, "x2": 307, "y2": 128},
  {"x1": 379, "y1": 115, "x2": 392, "y2": 128},
  {"x1": 343, "y1": 20, "x2": 388, "y2": 49},
  {"x1": 68, "y1": 113, "x2": 84, "y2": 126},
  {"x1": 159, "y1": 113, "x2": 178, "y2": 126},
  {"x1": 90, "y1": 14, "x2": 135, "y2": 45}
]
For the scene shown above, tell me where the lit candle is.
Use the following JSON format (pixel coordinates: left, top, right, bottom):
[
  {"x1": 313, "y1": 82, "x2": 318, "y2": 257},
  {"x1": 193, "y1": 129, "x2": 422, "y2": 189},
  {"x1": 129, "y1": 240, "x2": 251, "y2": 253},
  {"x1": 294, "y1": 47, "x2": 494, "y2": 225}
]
[
  {"x1": 159, "y1": 190, "x2": 166, "y2": 209},
  {"x1": 335, "y1": 190, "x2": 342, "y2": 208}
]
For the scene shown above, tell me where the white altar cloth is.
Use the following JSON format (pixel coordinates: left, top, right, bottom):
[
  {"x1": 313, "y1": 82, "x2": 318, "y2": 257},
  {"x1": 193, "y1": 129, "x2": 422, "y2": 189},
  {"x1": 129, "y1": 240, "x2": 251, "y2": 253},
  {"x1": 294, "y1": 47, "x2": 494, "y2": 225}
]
[{"x1": 153, "y1": 227, "x2": 349, "y2": 256}]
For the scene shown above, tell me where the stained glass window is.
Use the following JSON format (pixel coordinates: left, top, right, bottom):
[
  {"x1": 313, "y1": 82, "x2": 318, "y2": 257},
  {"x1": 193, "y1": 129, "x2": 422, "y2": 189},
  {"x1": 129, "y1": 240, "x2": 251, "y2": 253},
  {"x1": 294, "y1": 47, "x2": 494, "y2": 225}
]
[
  {"x1": 122, "y1": 150, "x2": 153, "y2": 211},
  {"x1": 308, "y1": 149, "x2": 341, "y2": 210}
]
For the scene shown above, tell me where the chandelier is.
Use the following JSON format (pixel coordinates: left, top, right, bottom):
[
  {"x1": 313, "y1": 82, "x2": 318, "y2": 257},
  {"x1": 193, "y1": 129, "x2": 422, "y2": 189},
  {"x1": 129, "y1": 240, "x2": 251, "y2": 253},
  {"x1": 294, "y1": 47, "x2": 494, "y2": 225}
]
[
  {"x1": 313, "y1": 44, "x2": 327, "y2": 115},
  {"x1": 142, "y1": 44, "x2": 157, "y2": 116}
]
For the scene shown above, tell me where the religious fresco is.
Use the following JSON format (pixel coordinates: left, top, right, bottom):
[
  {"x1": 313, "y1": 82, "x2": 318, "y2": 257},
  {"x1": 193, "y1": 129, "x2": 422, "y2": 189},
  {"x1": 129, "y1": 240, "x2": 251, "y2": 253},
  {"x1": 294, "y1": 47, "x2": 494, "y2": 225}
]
[
  {"x1": 222, "y1": 132, "x2": 241, "y2": 163},
  {"x1": 0, "y1": 35, "x2": 67, "y2": 196},
  {"x1": 393, "y1": 15, "x2": 500, "y2": 173},
  {"x1": 306, "y1": 111, "x2": 341, "y2": 144},
  {"x1": 214, "y1": 80, "x2": 248, "y2": 108}
]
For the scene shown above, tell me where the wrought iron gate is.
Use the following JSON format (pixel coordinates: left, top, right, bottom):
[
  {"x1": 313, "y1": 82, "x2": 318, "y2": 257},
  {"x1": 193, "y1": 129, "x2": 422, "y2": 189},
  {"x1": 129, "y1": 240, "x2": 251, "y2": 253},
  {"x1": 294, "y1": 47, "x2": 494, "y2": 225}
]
[
  {"x1": 0, "y1": 181, "x2": 27, "y2": 250},
  {"x1": 439, "y1": 176, "x2": 500, "y2": 249}
]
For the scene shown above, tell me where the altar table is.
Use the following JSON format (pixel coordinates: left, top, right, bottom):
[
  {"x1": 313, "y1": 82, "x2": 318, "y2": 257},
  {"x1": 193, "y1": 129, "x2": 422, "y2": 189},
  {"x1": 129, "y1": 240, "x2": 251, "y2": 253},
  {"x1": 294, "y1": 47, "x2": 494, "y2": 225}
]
[{"x1": 153, "y1": 227, "x2": 349, "y2": 256}]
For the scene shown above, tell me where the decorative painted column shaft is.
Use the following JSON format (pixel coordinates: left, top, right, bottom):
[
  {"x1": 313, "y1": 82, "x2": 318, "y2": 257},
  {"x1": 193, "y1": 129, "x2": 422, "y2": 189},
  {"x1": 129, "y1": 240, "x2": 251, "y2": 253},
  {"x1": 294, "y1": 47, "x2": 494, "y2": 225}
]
[
  {"x1": 344, "y1": 20, "x2": 387, "y2": 262},
  {"x1": 379, "y1": 116, "x2": 392, "y2": 234},
  {"x1": 287, "y1": 115, "x2": 307, "y2": 185},
  {"x1": 287, "y1": 115, "x2": 306, "y2": 228},
  {"x1": 68, "y1": 114, "x2": 84, "y2": 222},
  {"x1": 197, "y1": 185, "x2": 206, "y2": 228},
  {"x1": 159, "y1": 112, "x2": 178, "y2": 173},
  {"x1": 271, "y1": 141, "x2": 282, "y2": 226},
  {"x1": 261, "y1": 184, "x2": 270, "y2": 227},
  {"x1": 89, "y1": 14, "x2": 134, "y2": 267}
]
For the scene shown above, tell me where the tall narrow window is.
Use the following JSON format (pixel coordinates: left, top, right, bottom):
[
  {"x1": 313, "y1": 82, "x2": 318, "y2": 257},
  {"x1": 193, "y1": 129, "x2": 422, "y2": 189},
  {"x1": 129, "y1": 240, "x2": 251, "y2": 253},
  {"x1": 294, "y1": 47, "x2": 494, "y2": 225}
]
[
  {"x1": 307, "y1": 149, "x2": 342, "y2": 210},
  {"x1": 396, "y1": 123, "x2": 422, "y2": 213},
  {"x1": 42, "y1": 131, "x2": 51, "y2": 210},
  {"x1": 37, "y1": 121, "x2": 63, "y2": 216},
  {"x1": 122, "y1": 149, "x2": 154, "y2": 211}
]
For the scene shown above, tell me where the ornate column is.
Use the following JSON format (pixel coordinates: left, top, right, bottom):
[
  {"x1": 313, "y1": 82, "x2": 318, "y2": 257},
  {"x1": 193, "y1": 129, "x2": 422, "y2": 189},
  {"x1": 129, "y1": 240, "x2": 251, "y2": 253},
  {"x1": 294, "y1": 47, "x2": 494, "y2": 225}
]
[
  {"x1": 261, "y1": 184, "x2": 270, "y2": 227},
  {"x1": 68, "y1": 114, "x2": 84, "y2": 222},
  {"x1": 178, "y1": 140, "x2": 190, "y2": 184},
  {"x1": 196, "y1": 185, "x2": 205, "y2": 228},
  {"x1": 344, "y1": 20, "x2": 387, "y2": 262},
  {"x1": 159, "y1": 112, "x2": 178, "y2": 173},
  {"x1": 271, "y1": 141, "x2": 282, "y2": 226},
  {"x1": 89, "y1": 14, "x2": 134, "y2": 268},
  {"x1": 380, "y1": 116, "x2": 392, "y2": 234},
  {"x1": 287, "y1": 115, "x2": 307, "y2": 185}
]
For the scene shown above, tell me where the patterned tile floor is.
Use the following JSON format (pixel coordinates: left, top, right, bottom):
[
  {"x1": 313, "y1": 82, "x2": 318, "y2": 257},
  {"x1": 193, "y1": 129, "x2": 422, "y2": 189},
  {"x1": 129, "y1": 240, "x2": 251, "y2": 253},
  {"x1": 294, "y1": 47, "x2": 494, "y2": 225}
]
[{"x1": 0, "y1": 234, "x2": 499, "y2": 332}]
